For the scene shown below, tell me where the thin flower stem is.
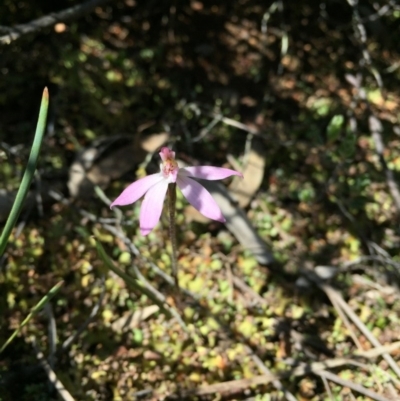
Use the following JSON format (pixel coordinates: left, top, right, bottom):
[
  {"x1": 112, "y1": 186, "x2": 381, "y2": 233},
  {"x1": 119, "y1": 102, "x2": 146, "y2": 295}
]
[{"x1": 167, "y1": 183, "x2": 179, "y2": 287}]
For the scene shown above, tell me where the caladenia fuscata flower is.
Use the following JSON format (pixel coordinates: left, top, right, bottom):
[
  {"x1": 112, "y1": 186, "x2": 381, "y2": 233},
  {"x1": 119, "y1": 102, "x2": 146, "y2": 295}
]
[{"x1": 110, "y1": 147, "x2": 243, "y2": 235}]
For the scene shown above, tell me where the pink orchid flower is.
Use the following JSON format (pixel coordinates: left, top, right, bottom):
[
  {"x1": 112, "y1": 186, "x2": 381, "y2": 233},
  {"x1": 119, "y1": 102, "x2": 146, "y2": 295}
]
[{"x1": 111, "y1": 147, "x2": 243, "y2": 235}]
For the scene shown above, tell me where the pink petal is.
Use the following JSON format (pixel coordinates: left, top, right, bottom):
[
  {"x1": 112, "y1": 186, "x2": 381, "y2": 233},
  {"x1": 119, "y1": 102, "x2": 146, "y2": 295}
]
[
  {"x1": 159, "y1": 147, "x2": 175, "y2": 162},
  {"x1": 110, "y1": 173, "x2": 164, "y2": 208},
  {"x1": 177, "y1": 176, "x2": 225, "y2": 222},
  {"x1": 179, "y1": 166, "x2": 243, "y2": 180},
  {"x1": 139, "y1": 180, "x2": 169, "y2": 235}
]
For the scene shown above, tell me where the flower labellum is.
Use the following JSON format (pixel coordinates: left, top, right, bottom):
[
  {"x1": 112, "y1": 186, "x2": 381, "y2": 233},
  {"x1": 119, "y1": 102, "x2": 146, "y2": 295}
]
[{"x1": 110, "y1": 147, "x2": 243, "y2": 235}]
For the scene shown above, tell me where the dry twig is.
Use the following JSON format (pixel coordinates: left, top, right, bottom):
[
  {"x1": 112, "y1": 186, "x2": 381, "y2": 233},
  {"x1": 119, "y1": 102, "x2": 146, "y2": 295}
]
[
  {"x1": 244, "y1": 343, "x2": 297, "y2": 401},
  {"x1": 0, "y1": 0, "x2": 111, "y2": 45},
  {"x1": 321, "y1": 283, "x2": 400, "y2": 380},
  {"x1": 317, "y1": 369, "x2": 392, "y2": 401},
  {"x1": 44, "y1": 303, "x2": 57, "y2": 369},
  {"x1": 344, "y1": 0, "x2": 400, "y2": 215},
  {"x1": 323, "y1": 286, "x2": 364, "y2": 351},
  {"x1": 172, "y1": 344, "x2": 397, "y2": 400},
  {"x1": 32, "y1": 339, "x2": 76, "y2": 401}
]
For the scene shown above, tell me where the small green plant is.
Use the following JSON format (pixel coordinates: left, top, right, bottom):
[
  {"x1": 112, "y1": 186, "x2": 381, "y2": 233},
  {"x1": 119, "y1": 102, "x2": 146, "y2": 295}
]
[
  {"x1": 0, "y1": 88, "x2": 65, "y2": 354},
  {"x1": 0, "y1": 88, "x2": 48, "y2": 257}
]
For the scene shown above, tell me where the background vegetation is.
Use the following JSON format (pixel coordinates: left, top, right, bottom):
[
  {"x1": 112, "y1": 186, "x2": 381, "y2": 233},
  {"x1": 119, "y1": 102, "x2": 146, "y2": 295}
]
[{"x1": 1, "y1": 0, "x2": 400, "y2": 400}]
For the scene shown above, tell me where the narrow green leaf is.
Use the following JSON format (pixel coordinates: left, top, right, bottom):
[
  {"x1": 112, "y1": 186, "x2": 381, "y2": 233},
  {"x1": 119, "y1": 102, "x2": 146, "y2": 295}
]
[
  {"x1": 94, "y1": 238, "x2": 174, "y2": 319},
  {"x1": 0, "y1": 280, "x2": 63, "y2": 353},
  {"x1": 0, "y1": 88, "x2": 49, "y2": 257}
]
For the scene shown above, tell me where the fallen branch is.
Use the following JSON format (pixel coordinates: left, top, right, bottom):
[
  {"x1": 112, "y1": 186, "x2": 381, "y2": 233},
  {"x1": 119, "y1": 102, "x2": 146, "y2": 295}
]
[{"x1": 0, "y1": 0, "x2": 111, "y2": 45}]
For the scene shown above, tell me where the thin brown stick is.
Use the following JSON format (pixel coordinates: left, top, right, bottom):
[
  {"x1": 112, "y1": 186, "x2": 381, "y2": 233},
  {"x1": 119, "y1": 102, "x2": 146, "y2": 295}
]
[
  {"x1": 245, "y1": 344, "x2": 297, "y2": 401},
  {"x1": 343, "y1": 0, "x2": 400, "y2": 215},
  {"x1": 0, "y1": 0, "x2": 111, "y2": 45},
  {"x1": 356, "y1": 341, "x2": 400, "y2": 359},
  {"x1": 211, "y1": 112, "x2": 259, "y2": 135},
  {"x1": 368, "y1": 115, "x2": 400, "y2": 213},
  {"x1": 171, "y1": 341, "x2": 400, "y2": 399},
  {"x1": 324, "y1": 287, "x2": 364, "y2": 351},
  {"x1": 317, "y1": 369, "x2": 391, "y2": 401},
  {"x1": 44, "y1": 303, "x2": 57, "y2": 369},
  {"x1": 33, "y1": 339, "x2": 76, "y2": 401},
  {"x1": 321, "y1": 374, "x2": 334, "y2": 401},
  {"x1": 174, "y1": 357, "x2": 389, "y2": 399},
  {"x1": 301, "y1": 265, "x2": 400, "y2": 380},
  {"x1": 321, "y1": 283, "x2": 400, "y2": 380},
  {"x1": 232, "y1": 275, "x2": 268, "y2": 305}
]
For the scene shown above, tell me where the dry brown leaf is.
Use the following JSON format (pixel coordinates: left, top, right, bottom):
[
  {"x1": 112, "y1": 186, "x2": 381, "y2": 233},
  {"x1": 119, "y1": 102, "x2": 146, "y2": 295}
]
[{"x1": 229, "y1": 137, "x2": 266, "y2": 208}]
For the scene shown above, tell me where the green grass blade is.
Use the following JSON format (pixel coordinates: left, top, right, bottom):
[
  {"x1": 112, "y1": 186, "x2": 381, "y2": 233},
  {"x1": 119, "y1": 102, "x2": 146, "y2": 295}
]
[
  {"x1": 0, "y1": 87, "x2": 49, "y2": 257},
  {"x1": 94, "y1": 238, "x2": 175, "y2": 319},
  {"x1": 0, "y1": 280, "x2": 63, "y2": 353}
]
